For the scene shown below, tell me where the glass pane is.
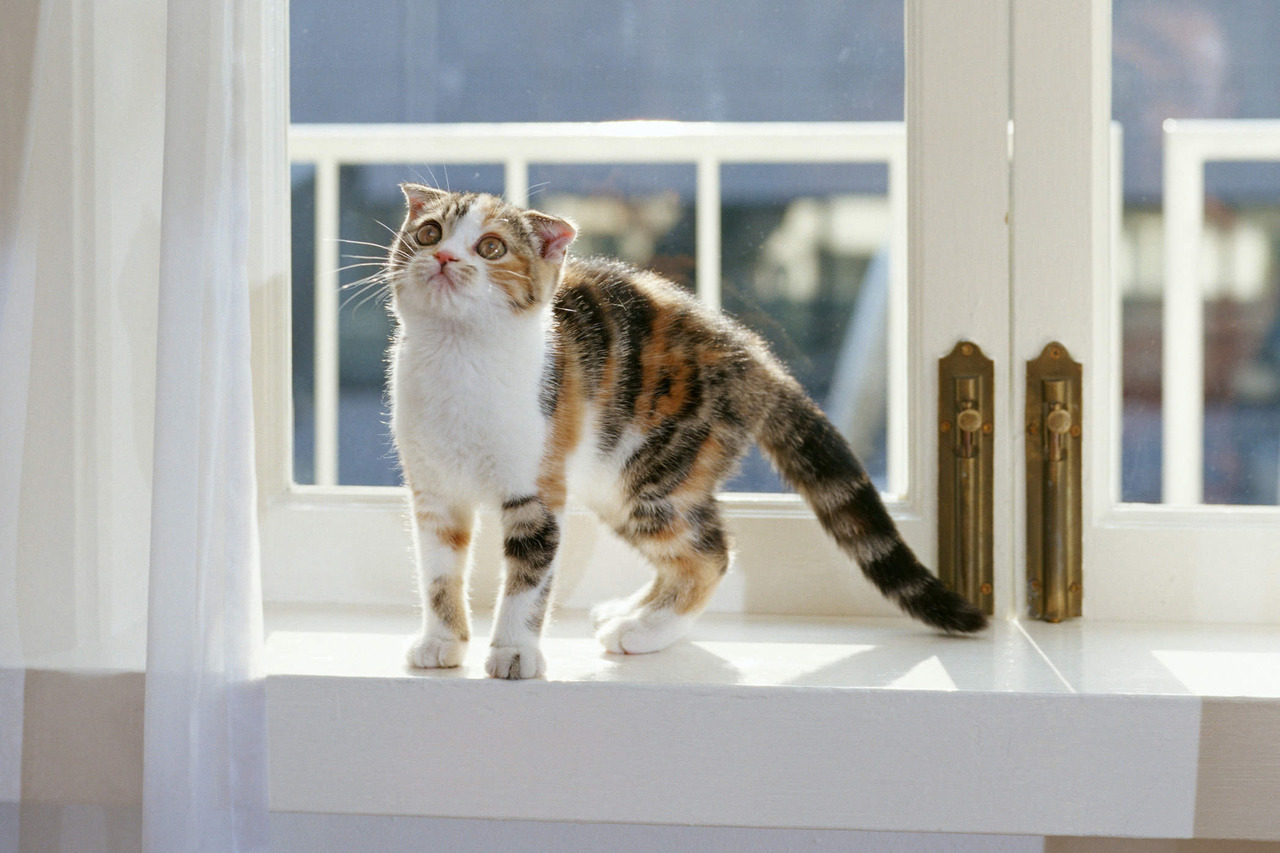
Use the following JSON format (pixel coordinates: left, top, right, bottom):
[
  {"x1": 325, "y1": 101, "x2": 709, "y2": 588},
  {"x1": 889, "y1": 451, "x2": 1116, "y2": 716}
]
[
  {"x1": 1114, "y1": 0, "x2": 1280, "y2": 504},
  {"x1": 291, "y1": 163, "x2": 316, "y2": 484},
  {"x1": 339, "y1": 164, "x2": 504, "y2": 487},
  {"x1": 527, "y1": 164, "x2": 696, "y2": 289},
  {"x1": 291, "y1": 1, "x2": 905, "y2": 492},
  {"x1": 291, "y1": 2, "x2": 903, "y2": 124},
  {"x1": 720, "y1": 163, "x2": 893, "y2": 492}
]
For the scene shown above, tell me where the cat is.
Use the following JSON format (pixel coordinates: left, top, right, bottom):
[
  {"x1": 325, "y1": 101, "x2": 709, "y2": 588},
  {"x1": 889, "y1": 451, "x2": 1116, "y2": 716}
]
[{"x1": 385, "y1": 184, "x2": 987, "y2": 680}]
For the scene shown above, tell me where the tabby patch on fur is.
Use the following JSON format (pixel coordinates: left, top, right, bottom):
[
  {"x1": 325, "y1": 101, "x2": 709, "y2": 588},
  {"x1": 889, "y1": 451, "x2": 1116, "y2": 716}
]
[{"x1": 386, "y1": 184, "x2": 986, "y2": 680}]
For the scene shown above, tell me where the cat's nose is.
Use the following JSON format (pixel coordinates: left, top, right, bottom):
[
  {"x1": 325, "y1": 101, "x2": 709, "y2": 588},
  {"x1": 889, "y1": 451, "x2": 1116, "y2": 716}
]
[{"x1": 435, "y1": 248, "x2": 459, "y2": 266}]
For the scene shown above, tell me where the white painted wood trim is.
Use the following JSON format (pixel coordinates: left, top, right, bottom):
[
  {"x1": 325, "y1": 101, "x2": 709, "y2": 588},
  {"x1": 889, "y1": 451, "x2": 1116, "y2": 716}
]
[
  {"x1": 263, "y1": 608, "x2": 1280, "y2": 838},
  {"x1": 248, "y1": 0, "x2": 293, "y2": 500},
  {"x1": 695, "y1": 155, "x2": 722, "y2": 311},
  {"x1": 1160, "y1": 119, "x2": 1280, "y2": 505},
  {"x1": 1162, "y1": 126, "x2": 1205, "y2": 505},
  {"x1": 288, "y1": 121, "x2": 909, "y2": 163},
  {"x1": 906, "y1": 0, "x2": 1012, "y2": 601},
  {"x1": 1011, "y1": 0, "x2": 1111, "y2": 616},
  {"x1": 311, "y1": 157, "x2": 340, "y2": 486},
  {"x1": 886, "y1": 148, "x2": 910, "y2": 500},
  {"x1": 1010, "y1": 1, "x2": 1280, "y2": 623},
  {"x1": 268, "y1": 674, "x2": 1203, "y2": 836}
]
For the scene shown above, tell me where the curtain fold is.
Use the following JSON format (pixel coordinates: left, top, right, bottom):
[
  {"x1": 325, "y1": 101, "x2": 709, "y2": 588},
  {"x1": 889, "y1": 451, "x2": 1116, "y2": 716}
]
[
  {"x1": 144, "y1": 1, "x2": 268, "y2": 851},
  {"x1": 1, "y1": 1, "x2": 270, "y2": 850}
]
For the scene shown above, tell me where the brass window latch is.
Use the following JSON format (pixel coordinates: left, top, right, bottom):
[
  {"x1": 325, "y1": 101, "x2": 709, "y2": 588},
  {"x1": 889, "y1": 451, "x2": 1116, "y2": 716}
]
[
  {"x1": 938, "y1": 341, "x2": 994, "y2": 615},
  {"x1": 1025, "y1": 342, "x2": 1082, "y2": 622}
]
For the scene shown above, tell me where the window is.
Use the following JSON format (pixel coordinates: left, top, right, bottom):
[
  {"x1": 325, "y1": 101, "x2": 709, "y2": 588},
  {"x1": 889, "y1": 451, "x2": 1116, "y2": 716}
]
[
  {"x1": 1009, "y1": 0, "x2": 1280, "y2": 623},
  {"x1": 1112, "y1": 0, "x2": 1280, "y2": 505},
  {"x1": 258, "y1": 1, "x2": 1280, "y2": 625},
  {"x1": 266, "y1": 0, "x2": 935, "y2": 616},
  {"x1": 287, "y1": 1, "x2": 907, "y2": 494}
]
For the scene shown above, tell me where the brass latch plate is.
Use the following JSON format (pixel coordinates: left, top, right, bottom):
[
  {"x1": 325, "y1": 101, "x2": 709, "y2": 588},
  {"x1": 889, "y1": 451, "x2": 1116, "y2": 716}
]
[
  {"x1": 1025, "y1": 342, "x2": 1082, "y2": 621},
  {"x1": 938, "y1": 341, "x2": 994, "y2": 615}
]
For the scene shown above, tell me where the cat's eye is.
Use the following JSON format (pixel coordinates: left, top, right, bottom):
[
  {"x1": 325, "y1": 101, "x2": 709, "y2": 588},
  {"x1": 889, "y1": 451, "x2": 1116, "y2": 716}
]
[
  {"x1": 476, "y1": 235, "x2": 507, "y2": 260},
  {"x1": 415, "y1": 222, "x2": 442, "y2": 246}
]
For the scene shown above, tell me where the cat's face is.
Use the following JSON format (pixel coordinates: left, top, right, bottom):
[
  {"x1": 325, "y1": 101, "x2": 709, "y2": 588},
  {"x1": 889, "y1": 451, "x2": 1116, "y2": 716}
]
[{"x1": 388, "y1": 185, "x2": 576, "y2": 323}]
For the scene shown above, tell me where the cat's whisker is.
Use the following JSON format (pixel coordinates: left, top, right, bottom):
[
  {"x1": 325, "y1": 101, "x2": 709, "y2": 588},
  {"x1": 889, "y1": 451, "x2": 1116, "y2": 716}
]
[
  {"x1": 338, "y1": 274, "x2": 382, "y2": 295},
  {"x1": 340, "y1": 252, "x2": 395, "y2": 261},
  {"x1": 349, "y1": 287, "x2": 391, "y2": 314},
  {"x1": 409, "y1": 165, "x2": 435, "y2": 188},
  {"x1": 340, "y1": 273, "x2": 389, "y2": 292},
  {"x1": 493, "y1": 267, "x2": 534, "y2": 283},
  {"x1": 340, "y1": 278, "x2": 391, "y2": 313},
  {"x1": 334, "y1": 261, "x2": 389, "y2": 274},
  {"x1": 416, "y1": 165, "x2": 448, "y2": 196},
  {"x1": 373, "y1": 219, "x2": 401, "y2": 238},
  {"x1": 335, "y1": 237, "x2": 397, "y2": 253},
  {"x1": 337, "y1": 258, "x2": 400, "y2": 273}
]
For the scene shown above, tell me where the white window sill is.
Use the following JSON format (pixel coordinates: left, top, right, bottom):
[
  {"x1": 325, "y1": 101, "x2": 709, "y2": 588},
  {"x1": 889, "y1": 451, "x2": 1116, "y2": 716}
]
[{"x1": 266, "y1": 605, "x2": 1280, "y2": 840}]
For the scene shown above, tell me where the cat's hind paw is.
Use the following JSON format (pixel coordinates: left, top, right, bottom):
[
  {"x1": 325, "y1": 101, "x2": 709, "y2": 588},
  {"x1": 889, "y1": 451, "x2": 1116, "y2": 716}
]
[
  {"x1": 406, "y1": 635, "x2": 467, "y2": 669},
  {"x1": 595, "y1": 609, "x2": 693, "y2": 655},
  {"x1": 485, "y1": 643, "x2": 546, "y2": 680},
  {"x1": 589, "y1": 595, "x2": 640, "y2": 629}
]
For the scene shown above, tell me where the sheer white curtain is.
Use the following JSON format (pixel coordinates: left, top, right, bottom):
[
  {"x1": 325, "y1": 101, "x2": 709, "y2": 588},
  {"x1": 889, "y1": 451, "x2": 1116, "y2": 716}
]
[{"x1": 1, "y1": 1, "x2": 269, "y2": 851}]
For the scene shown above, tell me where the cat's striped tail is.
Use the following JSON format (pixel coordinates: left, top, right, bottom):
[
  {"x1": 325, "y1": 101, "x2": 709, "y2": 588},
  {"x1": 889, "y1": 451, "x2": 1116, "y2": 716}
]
[{"x1": 754, "y1": 380, "x2": 988, "y2": 634}]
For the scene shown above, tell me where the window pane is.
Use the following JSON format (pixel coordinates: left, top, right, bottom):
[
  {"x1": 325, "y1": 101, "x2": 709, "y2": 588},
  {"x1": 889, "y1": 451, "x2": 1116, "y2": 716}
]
[
  {"x1": 291, "y1": 1, "x2": 905, "y2": 491},
  {"x1": 1114, "y1": 0, "x2": 1280, "y2": 504},
  {"x1": 291, "y1": 2, "x2": 903, "y2": 124},
  {"x1": 528, "y1": 164, "x2": 697, "y2": 288},
  {"x1": 720, "y1": 164, "x2": 892, "y2": 492},
  {"x1": 291, "y1": 162, "x2": 317, "y2": 485}
]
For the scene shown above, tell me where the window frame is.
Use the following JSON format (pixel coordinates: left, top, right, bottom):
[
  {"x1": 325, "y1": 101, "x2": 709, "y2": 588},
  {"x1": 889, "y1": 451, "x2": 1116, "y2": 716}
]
[
  {"x1": 253, "y1": 0, "x2": 1014, "y2": 615},
  {"x1": 256, "y1": 0, "x2": 1280, "y2": 625},
  {"x1": 1010, "y1": 0, "x2": 1280, "y2": 624}
]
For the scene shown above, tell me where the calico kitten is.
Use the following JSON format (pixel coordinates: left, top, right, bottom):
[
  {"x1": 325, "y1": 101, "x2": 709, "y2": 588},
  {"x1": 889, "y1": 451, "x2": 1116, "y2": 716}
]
[{"x1": 387, "y1": 184, "x2": 986, "y2": 680}]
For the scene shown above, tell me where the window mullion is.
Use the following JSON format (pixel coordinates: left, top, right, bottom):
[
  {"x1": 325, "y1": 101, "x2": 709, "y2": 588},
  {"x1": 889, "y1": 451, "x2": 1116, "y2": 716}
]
[{"x1": 906, "y1": 0, "x2": 1013, "y2": 610}]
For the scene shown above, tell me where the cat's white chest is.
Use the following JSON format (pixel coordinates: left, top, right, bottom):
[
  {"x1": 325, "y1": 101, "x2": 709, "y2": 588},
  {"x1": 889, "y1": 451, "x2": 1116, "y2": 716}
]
[{"x1": 392, "y1": 324, "x2": 547, "y2": 501}]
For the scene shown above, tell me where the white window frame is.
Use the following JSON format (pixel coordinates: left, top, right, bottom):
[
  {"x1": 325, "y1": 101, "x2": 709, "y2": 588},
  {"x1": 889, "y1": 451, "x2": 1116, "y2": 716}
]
[
  {"x1": 1011, "y1": 0, "x2": 1280, "y2": 624},
  {"x1": 256, "y1": 0, "x2": 1280, "y2": 625},
  {"x1": 253, "y1": 0, "x2": 1018, "y2": 616},
  {"x1": 254, "y1": 0, "x2": 1020, "y2": 618}
]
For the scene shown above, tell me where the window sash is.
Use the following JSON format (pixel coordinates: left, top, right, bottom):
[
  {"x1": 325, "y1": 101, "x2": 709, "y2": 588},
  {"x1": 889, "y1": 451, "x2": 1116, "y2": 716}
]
[
  {"x1": 257, "y1": 0, "x2": 1280, "y2": 623},
  {"x1": 255, "y1": 0, "x2": 1009, "y2": 613}
]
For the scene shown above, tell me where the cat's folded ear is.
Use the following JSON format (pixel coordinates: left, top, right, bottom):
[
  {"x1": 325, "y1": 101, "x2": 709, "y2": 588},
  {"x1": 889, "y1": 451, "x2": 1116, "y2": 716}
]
[
  {"x1": 400, "y1": 183, "x2": 449, "y2": 219},
  {"x1": 526, "y1": 211, "x2": 577, "y2": 264}
]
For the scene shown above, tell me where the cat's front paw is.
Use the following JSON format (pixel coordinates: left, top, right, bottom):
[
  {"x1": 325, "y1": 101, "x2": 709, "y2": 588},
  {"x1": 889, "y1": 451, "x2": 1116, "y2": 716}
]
[
  {"x1": 485, "y1": 643, "x2": 546, "y2": 680},
  {"x1": 406, "y1": 635, "x2": 467, "y2": 669}
]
